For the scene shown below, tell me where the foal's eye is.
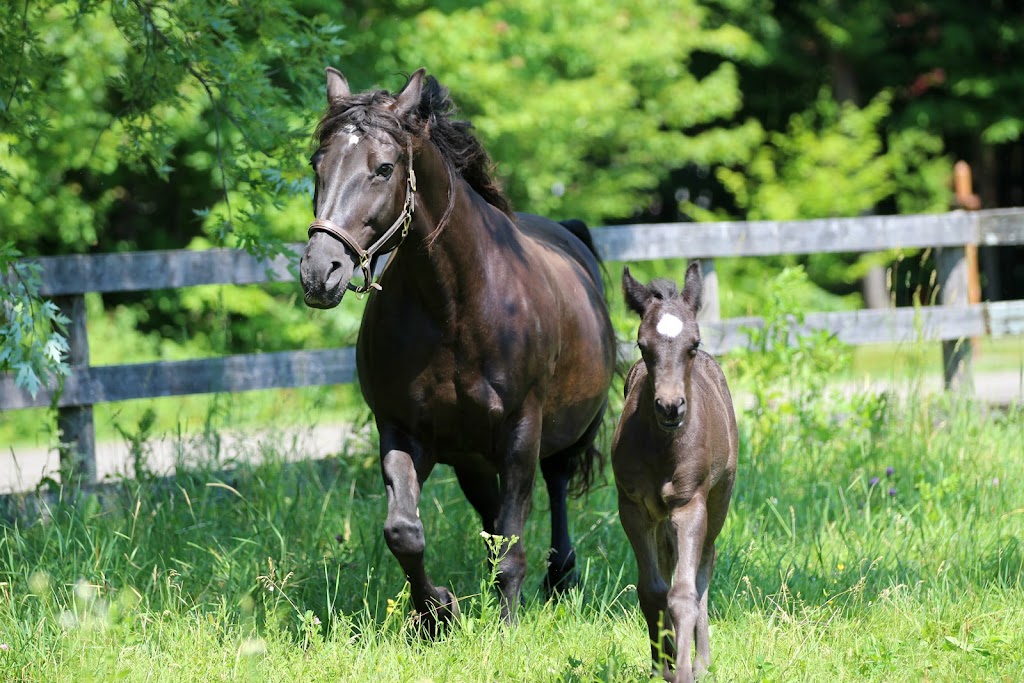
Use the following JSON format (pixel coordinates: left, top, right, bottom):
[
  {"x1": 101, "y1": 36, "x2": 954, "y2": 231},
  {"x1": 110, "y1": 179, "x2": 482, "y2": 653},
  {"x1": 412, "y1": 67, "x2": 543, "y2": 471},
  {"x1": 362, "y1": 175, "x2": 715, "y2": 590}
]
[
  {"x1": 376, "y1": 163, "x2": 394, "y2": 179},
  {"x1": 689, "y1": 341, "x2": 701, "y2": 357}
]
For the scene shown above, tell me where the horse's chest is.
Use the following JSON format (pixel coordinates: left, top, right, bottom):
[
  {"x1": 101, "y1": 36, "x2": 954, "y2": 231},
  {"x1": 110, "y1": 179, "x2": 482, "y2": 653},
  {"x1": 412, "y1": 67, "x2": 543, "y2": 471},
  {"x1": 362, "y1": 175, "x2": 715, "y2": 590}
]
[{"x1": 360, "y1": 339, "x2": 507, "y2": 448}]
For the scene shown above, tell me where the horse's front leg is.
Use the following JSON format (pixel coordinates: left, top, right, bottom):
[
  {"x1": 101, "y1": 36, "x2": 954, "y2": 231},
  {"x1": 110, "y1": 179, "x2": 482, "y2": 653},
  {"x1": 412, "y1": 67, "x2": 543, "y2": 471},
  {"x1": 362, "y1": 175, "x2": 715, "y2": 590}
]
[
  {"x1": 379, "y1": 426, "x2": 458, "y2": 636},
  {"x1": 492, "y1": 407, "x2": 542, "y2": 623}
]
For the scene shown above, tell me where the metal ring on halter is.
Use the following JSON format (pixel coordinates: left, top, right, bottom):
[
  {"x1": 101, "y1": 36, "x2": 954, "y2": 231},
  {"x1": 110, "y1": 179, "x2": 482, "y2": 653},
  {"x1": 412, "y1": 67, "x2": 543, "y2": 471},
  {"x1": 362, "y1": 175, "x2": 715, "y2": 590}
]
[{"x1": 307, "y1": 161, "x2": 417, "y2": 294}]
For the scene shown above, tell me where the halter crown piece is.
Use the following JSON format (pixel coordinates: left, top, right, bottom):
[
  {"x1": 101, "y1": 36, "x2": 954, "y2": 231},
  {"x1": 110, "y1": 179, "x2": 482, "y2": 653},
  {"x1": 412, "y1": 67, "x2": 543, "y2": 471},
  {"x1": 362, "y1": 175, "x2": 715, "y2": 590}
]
[{"x1": 307, "y1": 142, "x2": 417, "y2": 295}]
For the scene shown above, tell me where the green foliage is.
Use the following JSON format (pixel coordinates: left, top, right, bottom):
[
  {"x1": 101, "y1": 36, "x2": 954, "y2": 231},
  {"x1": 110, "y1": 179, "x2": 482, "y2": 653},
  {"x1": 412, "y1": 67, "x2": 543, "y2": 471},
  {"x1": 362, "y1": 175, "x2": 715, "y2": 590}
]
[
  {"x1": 0, "y1": 0, "x2": 342, "y2": 255},
  {"x1": 336, "y1": 0, "x2": 764, "y2": 224},
  {"x1": 0, "y1": 244, "x2": 69, "y2": 398}
]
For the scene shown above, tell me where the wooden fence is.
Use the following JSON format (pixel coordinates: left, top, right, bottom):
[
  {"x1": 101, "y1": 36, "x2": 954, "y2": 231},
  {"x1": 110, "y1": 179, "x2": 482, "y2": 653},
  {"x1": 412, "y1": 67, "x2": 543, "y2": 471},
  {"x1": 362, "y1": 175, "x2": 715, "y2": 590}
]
[{"x1": 3, "y1": 207, "x2": 1024, "y2": 483}]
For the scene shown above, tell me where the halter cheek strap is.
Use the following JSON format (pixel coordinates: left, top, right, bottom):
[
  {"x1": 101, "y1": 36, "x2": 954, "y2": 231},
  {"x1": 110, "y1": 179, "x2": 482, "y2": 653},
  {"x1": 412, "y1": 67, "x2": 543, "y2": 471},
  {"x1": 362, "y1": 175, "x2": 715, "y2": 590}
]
[{"x1": 307, "y1": 145, "x2": 417, "y2": 295}]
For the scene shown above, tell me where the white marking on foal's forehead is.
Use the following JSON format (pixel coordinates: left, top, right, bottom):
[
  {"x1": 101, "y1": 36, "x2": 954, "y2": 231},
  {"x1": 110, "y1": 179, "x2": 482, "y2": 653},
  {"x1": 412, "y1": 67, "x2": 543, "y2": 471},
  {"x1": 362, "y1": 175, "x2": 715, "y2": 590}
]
[{"x1": 656, "y1": 313, "x2": 684, "y2": 338}]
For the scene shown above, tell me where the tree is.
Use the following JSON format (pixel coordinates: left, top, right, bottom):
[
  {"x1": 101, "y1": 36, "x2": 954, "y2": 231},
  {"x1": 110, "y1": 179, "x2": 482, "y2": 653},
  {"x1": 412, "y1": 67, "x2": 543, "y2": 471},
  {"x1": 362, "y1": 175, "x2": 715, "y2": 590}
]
[
  {"x1": 330, "y1": 0, "x2": 764, "y2": 225},
  {"x1": 1, "y1": 1, "x2": 345, "y2": 394}
]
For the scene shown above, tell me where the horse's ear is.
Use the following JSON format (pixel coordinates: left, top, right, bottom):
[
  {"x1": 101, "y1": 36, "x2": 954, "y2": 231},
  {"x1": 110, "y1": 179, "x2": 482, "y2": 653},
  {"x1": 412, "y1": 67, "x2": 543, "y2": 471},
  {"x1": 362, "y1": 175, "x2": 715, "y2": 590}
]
[
  {"x1": 393, "y1": 68, "x2": 426, "y2": 118},
  {"x1": 325, "y1": 67, "x2": 350, "y2": 103},
  {"x1": 622, "y1": 266, "x2": 652, "y2": 316},
  {"x1": 681, "y1": 261, "x2": 703, "y2": 313}
]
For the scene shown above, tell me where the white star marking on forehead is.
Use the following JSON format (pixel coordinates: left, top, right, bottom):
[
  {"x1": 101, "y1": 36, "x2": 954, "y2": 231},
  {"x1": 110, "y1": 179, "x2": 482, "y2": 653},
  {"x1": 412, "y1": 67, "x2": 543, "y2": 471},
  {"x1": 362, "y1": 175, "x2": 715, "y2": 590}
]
[{"x1": 656, "y1": 313, "x2": 684, "y2": 338}]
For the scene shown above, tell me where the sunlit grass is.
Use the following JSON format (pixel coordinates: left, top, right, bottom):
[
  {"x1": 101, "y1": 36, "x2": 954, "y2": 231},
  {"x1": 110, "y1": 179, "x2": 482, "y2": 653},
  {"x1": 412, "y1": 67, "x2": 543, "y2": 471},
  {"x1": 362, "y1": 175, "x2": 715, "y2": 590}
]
[{"x1": 2, "y1": 384, "x2": 1022, "y2": 681}]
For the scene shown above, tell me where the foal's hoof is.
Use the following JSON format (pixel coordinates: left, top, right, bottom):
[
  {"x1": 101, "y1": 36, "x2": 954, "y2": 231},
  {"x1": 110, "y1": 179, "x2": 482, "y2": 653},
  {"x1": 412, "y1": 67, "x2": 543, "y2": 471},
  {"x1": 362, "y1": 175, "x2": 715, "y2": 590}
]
[{"x1": 414, "y1": 587, "x2": 460, "y2": 638}]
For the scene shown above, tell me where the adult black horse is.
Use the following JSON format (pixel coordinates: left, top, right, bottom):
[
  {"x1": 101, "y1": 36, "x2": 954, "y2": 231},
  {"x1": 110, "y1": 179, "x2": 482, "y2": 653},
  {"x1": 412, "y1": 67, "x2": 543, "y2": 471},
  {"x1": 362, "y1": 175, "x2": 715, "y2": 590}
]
[{"x1": 299, "y1": 67, "x2": 615, "y2": 633}]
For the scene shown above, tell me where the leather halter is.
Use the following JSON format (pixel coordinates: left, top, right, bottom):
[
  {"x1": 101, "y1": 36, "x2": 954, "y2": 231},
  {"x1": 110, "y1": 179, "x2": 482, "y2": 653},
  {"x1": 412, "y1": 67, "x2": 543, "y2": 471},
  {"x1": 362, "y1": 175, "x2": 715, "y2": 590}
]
[{"x1": 307, "y1": 152, "x2": 417, "y2": 295}]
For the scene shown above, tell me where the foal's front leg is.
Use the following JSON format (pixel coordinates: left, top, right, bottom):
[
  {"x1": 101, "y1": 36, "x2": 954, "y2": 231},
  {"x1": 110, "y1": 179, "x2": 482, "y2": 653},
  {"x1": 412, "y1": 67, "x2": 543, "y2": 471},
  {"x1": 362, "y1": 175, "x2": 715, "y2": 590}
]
[
  {"x1": 618, "y1": 490, "x2": 673, "y2": 679},
  {"x1": 379, "y1": 426, "x2": 458, "y2": 635},
  {"x1": 667, "y1": 497, "x2": 709, "y2": 683}
]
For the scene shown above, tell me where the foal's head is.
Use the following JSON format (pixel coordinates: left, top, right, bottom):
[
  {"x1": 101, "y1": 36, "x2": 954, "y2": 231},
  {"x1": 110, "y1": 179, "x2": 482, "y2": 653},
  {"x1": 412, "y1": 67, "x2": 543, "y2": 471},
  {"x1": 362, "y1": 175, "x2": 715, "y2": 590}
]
[{"x1": 622, "y1": 262, "x2": 703, "y2": 431}]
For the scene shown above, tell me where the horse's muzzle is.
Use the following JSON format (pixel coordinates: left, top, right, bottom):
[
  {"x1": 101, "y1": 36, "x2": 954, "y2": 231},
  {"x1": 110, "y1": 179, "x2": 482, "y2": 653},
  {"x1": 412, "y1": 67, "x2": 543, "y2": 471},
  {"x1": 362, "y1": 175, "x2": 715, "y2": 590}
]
[{"x1": 299, "y1": 235, "x2": 356, "y2": 309}]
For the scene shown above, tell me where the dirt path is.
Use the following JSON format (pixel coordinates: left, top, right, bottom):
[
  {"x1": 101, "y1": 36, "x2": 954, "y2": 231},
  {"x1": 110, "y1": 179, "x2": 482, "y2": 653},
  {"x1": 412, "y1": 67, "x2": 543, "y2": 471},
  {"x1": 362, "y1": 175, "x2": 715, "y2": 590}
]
[{"x1": 2, "y1": 370, "x2": 1020, "y2": 495}]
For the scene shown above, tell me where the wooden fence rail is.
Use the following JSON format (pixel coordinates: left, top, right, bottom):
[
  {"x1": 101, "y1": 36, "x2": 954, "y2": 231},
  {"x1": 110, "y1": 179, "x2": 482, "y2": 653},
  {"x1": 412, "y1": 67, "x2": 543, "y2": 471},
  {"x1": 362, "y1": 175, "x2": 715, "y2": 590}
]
[{"x1": 4, "y1": 207, "x2": 1024, "y2": 483}]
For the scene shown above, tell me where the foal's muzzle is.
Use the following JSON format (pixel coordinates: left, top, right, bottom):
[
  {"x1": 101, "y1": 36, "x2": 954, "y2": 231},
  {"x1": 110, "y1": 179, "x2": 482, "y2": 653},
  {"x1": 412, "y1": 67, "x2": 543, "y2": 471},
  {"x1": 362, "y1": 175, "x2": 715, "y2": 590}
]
[{"x1": 654, "y1": 396, "x2": 687, "y2": 431}]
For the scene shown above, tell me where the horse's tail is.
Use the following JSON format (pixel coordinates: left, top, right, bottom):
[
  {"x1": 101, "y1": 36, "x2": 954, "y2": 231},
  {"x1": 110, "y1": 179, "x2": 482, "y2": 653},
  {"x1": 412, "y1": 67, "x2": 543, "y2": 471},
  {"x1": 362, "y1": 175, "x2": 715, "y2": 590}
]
[
  {"x1": 558, "y1": 219, "x2": 599, "y2": 260},
  {"x1": 565, "y1": 400, "x2": 608, "y2": 497},
  {"x1": 559, "y1": 218, "x2": 610, "y2": 296}
]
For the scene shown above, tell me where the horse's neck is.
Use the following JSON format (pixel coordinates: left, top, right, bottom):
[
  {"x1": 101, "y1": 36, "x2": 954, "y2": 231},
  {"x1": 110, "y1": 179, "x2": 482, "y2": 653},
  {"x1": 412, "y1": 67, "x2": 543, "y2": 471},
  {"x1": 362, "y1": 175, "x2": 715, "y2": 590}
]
[{"x1": 397, "y1": 143, "x2": 508, "y2": 317}]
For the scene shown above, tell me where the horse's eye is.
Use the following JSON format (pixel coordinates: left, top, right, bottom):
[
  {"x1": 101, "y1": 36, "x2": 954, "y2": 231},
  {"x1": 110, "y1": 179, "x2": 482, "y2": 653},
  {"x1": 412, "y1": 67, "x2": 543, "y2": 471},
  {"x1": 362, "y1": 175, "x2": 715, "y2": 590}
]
[
  {"x1": 310, "y1": 150, "x2": 324, "y2": 170},
  {"x1": 689, "y1": 341, "x2": 701, "y2": 357},
  {"x1": 376, "y1": 163, "x2": 394, "y2": 179}
]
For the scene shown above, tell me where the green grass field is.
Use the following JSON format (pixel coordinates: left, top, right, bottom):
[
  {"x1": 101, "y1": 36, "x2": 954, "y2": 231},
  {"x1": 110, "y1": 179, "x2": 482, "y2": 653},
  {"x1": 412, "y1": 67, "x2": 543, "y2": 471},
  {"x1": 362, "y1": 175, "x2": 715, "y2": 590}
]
[{"x1": 2, "y1": 378, "x2": 1022, "y2": 681}]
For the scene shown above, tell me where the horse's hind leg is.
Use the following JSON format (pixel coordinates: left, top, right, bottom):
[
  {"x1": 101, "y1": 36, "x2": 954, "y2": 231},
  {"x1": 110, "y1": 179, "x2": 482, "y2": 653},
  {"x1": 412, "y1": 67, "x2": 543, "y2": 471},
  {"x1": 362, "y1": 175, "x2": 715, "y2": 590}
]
[
  {"x1": 379, "y1": 427, "x2": 457, "y2": 636},
  {"x1": 455, "y1": 462, "x2": 504, "y2": 579},
  {"x1": 456, "y1": 461, "x2": 500, "y2": 535},
  {"x1": 540, "y1": 450, "x2": 577, "y2": 597},
  {"x1": 541, "y1": 405, "x2": 605, "y2": 598}
]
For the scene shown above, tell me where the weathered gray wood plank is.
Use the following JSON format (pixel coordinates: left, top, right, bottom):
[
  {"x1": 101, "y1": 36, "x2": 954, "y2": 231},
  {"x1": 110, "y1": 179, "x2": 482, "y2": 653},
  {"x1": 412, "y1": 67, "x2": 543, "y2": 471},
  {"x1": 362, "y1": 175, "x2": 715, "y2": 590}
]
[
  {"x1": 33, "y1": 246, "x2": 302, "y2": 296},
  {"x1": 978, "y1": 209, "x2": 1024, "y2": 246},
  {"x1": 592, "y1": 212, "x2": 978, "y2": 261},
  {"x1": 53, "y1": 294, "x2": 96, "y2": 483},
  {"x1": 23, "y1": 208, "x2": 1024, "y2": 295},
  {"x1": 0, "y1": 347, "x2": 357, "y2": 410},
  {"x1": 4, "y1": 302, "x2": 1022, "y2": 411}
]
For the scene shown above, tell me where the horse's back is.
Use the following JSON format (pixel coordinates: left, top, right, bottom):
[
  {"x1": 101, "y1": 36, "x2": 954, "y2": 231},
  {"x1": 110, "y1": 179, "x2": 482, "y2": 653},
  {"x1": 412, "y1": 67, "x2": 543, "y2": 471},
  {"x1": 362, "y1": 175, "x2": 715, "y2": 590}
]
[{"x1": 514, "y1": 213, "x2": 604, "y2": 291}]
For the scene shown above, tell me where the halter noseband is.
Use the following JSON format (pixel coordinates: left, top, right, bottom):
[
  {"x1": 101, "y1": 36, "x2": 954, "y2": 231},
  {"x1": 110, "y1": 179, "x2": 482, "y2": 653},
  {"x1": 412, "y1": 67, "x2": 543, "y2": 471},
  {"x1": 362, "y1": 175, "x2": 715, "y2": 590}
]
[{"x1": 307, "y1": 144, "x2": 417, "y2": 295}]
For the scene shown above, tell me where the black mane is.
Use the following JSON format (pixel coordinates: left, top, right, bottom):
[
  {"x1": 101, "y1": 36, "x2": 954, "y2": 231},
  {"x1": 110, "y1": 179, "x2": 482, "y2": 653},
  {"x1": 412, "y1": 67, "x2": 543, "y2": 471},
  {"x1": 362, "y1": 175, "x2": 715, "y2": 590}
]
[{"x1": 315, "y1": 74, "x2": 513, "y2": 217}]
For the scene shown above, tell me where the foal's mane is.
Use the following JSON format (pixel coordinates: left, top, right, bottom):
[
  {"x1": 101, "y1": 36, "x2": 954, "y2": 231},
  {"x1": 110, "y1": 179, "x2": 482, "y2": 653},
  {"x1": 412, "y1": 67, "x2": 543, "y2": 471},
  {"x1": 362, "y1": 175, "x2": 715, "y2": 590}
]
[
  {"x1": 314, "y1": 74, "x2": 513, "y2": 219},
  {"x1": 647, "y1": 278, "x2": 679, "y2": 302}
]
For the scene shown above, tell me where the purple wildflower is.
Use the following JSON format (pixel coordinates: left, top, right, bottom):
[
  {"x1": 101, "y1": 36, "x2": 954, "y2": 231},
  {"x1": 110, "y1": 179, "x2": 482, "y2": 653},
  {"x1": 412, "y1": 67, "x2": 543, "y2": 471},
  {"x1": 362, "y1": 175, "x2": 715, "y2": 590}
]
[
  {"x1": 885, "y1": 467, "x2": 895, "y2": 477},
  {"x1": 869, "y1": 477, "x2": 880, "y2": 487},
  {"x1": 888, "y1": 487, "x2": 897, "y2": 497}
]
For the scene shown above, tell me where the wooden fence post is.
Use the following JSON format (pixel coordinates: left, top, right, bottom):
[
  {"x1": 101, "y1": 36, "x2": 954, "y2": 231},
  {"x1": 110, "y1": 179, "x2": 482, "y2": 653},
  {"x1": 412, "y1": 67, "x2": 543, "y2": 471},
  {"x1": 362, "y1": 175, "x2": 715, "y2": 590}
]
[
  {"x1": 54, "y1": 294, "x2": 96, "y2": 484},
  {"x1": 697, "y1": 258, "x2": 720, "y2": 323},
  {"x1": 936, "y1": 248, "x2": 974, "y2": 395}
]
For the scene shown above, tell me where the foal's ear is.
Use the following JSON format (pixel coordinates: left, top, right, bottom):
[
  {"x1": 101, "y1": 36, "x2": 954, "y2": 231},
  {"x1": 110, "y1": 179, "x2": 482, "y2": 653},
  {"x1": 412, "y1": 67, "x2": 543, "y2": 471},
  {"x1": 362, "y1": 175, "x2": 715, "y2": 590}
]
[
  {"x1": 681, "y1": 261, "x2": 703, "y2": 313},
  {"x1": 325, "y1": 67, "x2": 350, "y2": 103},
  {"x1": 393, "y1": 68, "x2": 426, "y2": 118},
  {"x1": 622, "y1": 266, "x2": 652, "y2": 315}
]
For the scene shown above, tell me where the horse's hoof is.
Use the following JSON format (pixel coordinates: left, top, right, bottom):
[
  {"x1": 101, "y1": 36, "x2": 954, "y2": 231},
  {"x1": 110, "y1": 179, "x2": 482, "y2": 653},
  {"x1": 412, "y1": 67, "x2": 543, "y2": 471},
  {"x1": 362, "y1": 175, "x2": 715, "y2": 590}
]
[
  {"x1": 414, "y1": 587, "x2": 460, "y2": 638},
  {"x1": 542, "y1": 566, "x2": 579, "y2": 601}
]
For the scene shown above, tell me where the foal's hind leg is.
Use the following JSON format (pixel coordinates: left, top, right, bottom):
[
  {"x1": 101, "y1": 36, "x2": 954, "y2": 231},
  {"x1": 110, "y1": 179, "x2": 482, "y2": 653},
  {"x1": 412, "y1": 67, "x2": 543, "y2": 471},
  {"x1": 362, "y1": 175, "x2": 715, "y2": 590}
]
[
  {"x1": 378, "y1": 426, "x2": 458, "y2": 636},
  {"x1": 541, "y1": 451, "x2": 578, "y2": 598}
]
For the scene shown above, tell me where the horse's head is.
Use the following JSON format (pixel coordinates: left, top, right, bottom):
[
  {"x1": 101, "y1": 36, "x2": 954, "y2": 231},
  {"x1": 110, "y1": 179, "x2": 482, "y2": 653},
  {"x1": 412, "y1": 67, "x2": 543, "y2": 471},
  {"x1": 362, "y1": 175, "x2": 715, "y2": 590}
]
[
  {"x1": 299, "y1": 67, "x2": 425, "y2": 308},
  {"x1": 623, "y1": 263, "x2": 703, "y2": 431}
]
